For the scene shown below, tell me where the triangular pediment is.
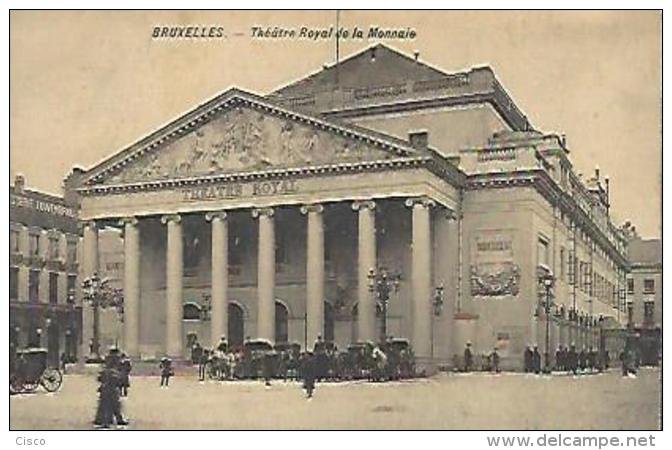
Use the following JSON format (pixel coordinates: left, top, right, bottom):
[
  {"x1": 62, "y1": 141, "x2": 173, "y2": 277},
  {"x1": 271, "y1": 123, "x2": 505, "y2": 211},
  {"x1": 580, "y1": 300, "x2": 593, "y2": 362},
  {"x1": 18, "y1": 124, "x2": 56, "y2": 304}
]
[{"x1": 84, "y1": 89, "x2": 417, "y2": 186}]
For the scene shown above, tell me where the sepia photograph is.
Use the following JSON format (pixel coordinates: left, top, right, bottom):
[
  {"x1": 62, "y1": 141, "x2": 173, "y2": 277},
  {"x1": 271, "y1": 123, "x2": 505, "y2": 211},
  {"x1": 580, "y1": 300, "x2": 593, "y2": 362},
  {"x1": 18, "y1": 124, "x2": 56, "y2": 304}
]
[{"x1": 7, "y1": 9, "x2": 662, "y2": 432}]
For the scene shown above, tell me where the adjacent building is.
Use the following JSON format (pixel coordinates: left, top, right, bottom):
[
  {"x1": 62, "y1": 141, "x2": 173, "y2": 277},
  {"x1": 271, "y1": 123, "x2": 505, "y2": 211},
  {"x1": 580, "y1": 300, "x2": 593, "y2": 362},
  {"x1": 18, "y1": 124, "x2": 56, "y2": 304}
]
[
  {"x1": 63, "y1": 44, "x2": 631, "y2": 370},
  {"x1": 626, "y1": 233, "x2": 662, "y2": 365},
  {"x1": 10, "y1": 175, "x2": 81, "y2": 365}
]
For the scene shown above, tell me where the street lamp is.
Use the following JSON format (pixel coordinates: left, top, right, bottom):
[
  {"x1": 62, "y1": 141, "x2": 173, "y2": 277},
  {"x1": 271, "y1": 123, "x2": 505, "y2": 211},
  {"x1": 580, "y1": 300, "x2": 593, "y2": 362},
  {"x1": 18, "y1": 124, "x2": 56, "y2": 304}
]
[
  {"x1": 431, "y1": 284, "x2": 445, "y2": 359},
  {"x1": 368, "y1": 267, "x2": 401, "y2": 343},
  {"x1": 539, "y1": 271, "x2": 555, "y2": 373},
  {"x1": 81, "y1": 272, "x2": 124, "y2": 360}
]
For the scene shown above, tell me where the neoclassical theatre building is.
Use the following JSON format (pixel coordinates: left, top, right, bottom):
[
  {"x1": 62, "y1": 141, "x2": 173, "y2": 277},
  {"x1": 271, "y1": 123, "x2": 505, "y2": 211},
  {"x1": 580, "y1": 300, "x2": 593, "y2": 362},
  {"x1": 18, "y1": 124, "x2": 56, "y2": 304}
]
[{"x1": 65, "y1": 44, "x2": 629, "y2": 369}]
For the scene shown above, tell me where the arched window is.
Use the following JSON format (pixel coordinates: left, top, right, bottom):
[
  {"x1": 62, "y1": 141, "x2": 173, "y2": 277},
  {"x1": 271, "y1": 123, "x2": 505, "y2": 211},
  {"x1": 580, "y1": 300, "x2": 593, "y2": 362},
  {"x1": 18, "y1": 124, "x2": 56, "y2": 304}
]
[
  {"x1": 275, "y1": 301, "x2": 289, "y2": 343},
  {"x1": 183, "y1": 303, "x2": 202, "y2": 321}
]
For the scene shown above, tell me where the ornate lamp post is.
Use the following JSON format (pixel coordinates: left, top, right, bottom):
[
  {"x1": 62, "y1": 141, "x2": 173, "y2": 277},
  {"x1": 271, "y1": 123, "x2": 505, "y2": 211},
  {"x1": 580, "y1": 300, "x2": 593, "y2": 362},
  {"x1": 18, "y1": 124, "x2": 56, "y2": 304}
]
[
  {"x1": 539, "y1": 272, "x2": 555, "y2": 373},
  {"x1": 81, "y1": 273, "x2": 124, "y2": 360},
  {"x1": 367, "y1": 267, "x2": 401, "y2": 343}
]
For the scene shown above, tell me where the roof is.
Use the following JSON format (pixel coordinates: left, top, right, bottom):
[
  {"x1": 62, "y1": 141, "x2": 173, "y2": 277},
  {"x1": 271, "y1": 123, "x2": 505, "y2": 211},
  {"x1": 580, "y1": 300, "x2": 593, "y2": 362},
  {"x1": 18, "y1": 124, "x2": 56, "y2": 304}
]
[
  {"x1": 269, "y1": 43, "x2": 532, "y2": 131},
  {"x1": 273, "y1": 43, "x2": 449, "y2": 97},
  {"x1": 628, "y1": 238, "x2": 662, "y2": 267}
]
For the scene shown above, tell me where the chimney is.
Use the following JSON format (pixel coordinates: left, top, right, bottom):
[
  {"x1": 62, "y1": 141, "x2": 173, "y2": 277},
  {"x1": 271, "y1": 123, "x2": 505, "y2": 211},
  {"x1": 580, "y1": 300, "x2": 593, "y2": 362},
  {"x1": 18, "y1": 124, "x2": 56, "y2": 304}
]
[
  {"x1": 595, "y1": 165, "x2": 600, "y2": 180},
  {"x1": 414, "y1": 50, "x2": 420, "y2": 62},
  {"x1": 409, "y1": 130, "x2": 429, "y2": 150},
  {"x1": 14, "y1": 174, "x2": 25, "y2": 193},
  {"x1": 370, "y1": 47, "x2": 377, "y2": 62}
]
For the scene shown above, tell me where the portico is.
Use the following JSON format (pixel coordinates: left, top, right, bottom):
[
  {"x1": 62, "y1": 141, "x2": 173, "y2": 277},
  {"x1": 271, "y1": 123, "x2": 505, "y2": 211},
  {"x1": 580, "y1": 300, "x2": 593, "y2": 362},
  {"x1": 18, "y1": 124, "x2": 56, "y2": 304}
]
[{"x1": 71, "y1": 90, "x2": 461, "y2": 364}]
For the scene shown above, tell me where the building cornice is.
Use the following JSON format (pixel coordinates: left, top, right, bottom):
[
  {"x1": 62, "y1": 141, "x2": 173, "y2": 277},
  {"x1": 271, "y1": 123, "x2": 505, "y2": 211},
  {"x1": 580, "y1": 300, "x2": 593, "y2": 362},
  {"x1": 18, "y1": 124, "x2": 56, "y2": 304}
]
[
  {"x1": 466, "y1": 169, "x2": 629, "y2": 268},
  {"x1": 77, "y1": 156, "x2": 435, "y2": 196}
]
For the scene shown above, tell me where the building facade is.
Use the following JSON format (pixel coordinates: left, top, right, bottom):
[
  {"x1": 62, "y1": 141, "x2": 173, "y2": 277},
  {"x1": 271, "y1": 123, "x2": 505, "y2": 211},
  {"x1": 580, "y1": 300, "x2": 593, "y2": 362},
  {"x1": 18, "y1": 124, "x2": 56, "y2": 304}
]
[
  {"x1": 64, "y1": 45, "x2": 630, "y2": 369},
  {"x1": 626, "y1": 234, "x2": 662, "y2": 365},
  {"x1": 10, "y1": 175, "x2": 82, "y2": 365}
]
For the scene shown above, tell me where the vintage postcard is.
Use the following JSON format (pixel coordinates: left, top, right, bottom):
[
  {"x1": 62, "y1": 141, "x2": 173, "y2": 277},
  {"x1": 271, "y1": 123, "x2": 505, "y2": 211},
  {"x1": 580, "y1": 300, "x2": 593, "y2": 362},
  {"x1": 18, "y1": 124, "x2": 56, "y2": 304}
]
[{"x1": 8, "y1": 10, "x2": 662, "y2": 432}]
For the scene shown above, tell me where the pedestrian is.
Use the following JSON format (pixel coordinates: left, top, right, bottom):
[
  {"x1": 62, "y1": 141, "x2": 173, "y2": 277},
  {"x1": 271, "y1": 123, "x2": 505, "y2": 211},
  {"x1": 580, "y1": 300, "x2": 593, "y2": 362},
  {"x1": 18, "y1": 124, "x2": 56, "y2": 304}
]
[
  {"x1": 94, "y1": 353, "x2": 128, "y2": 428},
  {"x1": 159, "y1": 357, "x2": 173, "y2": 387},
  {"x1": 567, "y1": 344, "x2": 578, "y2": 375},
  {"x1": 588, "y1": 347, "x2": 596, "y2": 372},
  {"x1": 489, "y1": 348, "x2": 500, "y2": 373},
  {"x1": 578, "y1": 348, "x2": 587, "y2": 372},
  {"x1": 198, "y1": 349, "x2": 209, "y2": 381},
  {"x1": 302, "y1": 351, "x2": 317, "y2": 398},
  {"x1": 523, "y1": 346, "x2": 533, "y2": 373},
  {"x1": 532, "y1": 346, "x2": 541, "y2": 374},
  {"x1": 463, "y1": 342, "x2": 473, "y2": 372},
  {"x1": 262, "y1": 351, "x2": 275, "y2": 387},
  {"x1": 119, "y1": 353, "x2": 132, "y2": 397}
]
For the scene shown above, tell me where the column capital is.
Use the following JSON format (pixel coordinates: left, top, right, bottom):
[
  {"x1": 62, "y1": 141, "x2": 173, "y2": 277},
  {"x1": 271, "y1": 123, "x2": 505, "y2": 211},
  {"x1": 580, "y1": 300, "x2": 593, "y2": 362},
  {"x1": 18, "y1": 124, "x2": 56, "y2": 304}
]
[
  {"x1": 205, "y1": 211, "x2": 228, "y2": 222},
  {"x1": 351, "y1": 199, "x2": 376, "y2": 211},
  {"x1": 78, "y1": 220, "x2": 98, "y2": 233},
  {"x1": 300, "y1": 204, "x2": 324, "y2": 215},
  {"x1": 161, "y1": 213, "x2": 182, "y2": 225},
  {"x1": 118, "y1": 216, "x2": 139, "y2": 227},
  {"x1": 404, "y1": 196, "x2": 436, "y2": 209},
  {"x1": 252, "y1": 207, "x2": 274, "y2": 219}
]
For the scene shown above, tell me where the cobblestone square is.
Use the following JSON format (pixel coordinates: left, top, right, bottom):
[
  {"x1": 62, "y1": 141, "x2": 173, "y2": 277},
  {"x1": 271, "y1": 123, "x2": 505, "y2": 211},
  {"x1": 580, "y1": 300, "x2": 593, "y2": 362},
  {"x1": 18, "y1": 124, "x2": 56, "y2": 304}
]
[{"x1": 9, "y1": 368, "x2": 661, "y2": 430}]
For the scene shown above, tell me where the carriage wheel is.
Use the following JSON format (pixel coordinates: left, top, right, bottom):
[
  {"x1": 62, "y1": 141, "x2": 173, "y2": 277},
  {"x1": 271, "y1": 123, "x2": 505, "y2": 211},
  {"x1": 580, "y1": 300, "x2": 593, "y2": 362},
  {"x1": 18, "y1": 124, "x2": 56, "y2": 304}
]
[
  {"x1": 40, "y1": 368, "x2": 63, "y2": 392},
  {"x1": 10, "y1": 375, "x2": 24, "y2": 395},
  {"x1": 206, "y1": 362, "x2": 218, "y2": 380}
]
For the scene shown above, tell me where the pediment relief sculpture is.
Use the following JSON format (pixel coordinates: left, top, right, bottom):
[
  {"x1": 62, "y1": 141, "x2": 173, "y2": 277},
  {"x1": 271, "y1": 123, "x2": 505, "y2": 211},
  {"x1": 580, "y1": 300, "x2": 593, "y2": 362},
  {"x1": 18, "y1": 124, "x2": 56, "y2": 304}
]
[{"x1": 105, "y1": 106, "x2": 394, "y2": 184}]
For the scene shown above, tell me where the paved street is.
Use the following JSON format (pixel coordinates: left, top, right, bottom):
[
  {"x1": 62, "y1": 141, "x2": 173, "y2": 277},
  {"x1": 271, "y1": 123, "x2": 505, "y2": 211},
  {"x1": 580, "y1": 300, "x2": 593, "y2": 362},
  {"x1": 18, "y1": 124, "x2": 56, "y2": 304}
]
[{"x1": 10, "y1": 368, "x2": 661, "y2": 430}]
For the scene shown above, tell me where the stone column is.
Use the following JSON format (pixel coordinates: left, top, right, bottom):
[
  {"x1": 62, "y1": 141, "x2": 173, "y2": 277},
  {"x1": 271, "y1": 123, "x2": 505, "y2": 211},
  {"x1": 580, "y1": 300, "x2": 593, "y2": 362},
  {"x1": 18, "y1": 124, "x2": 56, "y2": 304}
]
[
  {"x1": 81, "y1": 221, "x2": 99, "y2": 359},
  {"x1": 252, "y1": 208, "x2": 275, "y2": 342},
  {"x1": 352, "y1": 200, "x2": 376, "y2": 343},
  {"x1": 301, "y1": 204, "x2": 325, "y2": 349},
  {"x1": 161, "y1": 214, "x2": 183, "y2": 357},
  {"x1": 206, "y1": 211, "x2": 228, "y2": 347},
  {"x1": 405, "y1": 197, "x2": 435, "y2": 361},
  {"x1": 121, "y1": 217, "x2": 140, "y2": 358}
]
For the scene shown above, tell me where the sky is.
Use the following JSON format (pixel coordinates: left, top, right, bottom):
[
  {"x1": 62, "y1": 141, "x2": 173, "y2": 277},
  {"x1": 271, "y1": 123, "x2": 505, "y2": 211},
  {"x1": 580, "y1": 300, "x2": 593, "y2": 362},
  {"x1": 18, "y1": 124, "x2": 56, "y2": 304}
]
[{"x1": 9, "y1": 11, "x2": 661, "y2": 237}]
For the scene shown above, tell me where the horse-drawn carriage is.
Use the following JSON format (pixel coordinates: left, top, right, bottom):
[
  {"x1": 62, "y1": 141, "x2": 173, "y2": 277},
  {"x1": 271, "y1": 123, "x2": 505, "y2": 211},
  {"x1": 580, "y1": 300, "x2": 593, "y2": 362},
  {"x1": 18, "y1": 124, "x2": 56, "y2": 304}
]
[
  {"x1": 381, "y1": 338, "x2": 415, "y2": 379},
  {"x1": 10, "y1": 348, "x2": 63, "y2": 394}
]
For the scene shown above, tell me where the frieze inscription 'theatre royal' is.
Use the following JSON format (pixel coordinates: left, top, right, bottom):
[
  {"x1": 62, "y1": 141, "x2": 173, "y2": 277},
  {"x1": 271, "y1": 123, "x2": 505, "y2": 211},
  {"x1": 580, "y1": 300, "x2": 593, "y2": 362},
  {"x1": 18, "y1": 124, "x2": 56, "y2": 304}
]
[{"x1": 182, "y1": 179, "x2": 298, "y2": 201}]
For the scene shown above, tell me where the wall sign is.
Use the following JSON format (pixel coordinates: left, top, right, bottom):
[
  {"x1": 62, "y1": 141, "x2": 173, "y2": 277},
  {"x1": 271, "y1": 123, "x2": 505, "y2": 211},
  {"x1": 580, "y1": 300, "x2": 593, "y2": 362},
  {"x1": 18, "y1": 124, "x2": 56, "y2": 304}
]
[{"x1": 182, "y1": 179, "x2": 298, "y2": 202}]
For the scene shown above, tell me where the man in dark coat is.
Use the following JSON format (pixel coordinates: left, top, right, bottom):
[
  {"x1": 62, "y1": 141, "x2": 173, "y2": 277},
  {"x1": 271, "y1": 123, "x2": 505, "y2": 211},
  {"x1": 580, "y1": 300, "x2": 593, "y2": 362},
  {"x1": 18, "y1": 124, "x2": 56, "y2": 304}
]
[
  {"x1": 532, "y1": 346, "x2": 542, "y2": 374},
  {"x1": 262, "y1": 351, "x2": 275, "y2": 387},
  {"x1": 94, "y1": 355, "x2": 128, "y2": 428},
  {"x1": 118, "y1": 353, "x2": 131, "y2": 397},
  {"x1": 159, "y1": 357, "x2": 173, "y2": 387},
  {"x1": 301, "y1": 351, "x2": 317, "y2": 398},
  {"x1": 489, "y1": 348, "x2": 500, "y2": 373},
  {"x1": 198, "y1": 349, "x2": 209, "y2": 381},
  {"x1": 578, "y1": 348, "x2": 587, "y2": 372},
  {"x1": 524, "y1": 346, "x2": 533, "y2": 373},
  {"x1": 463, "y1": 343, "x2": 473, "y2": 372},
  {"x1": 567, "y1": 344, "x2": 579, "y2": 375}
]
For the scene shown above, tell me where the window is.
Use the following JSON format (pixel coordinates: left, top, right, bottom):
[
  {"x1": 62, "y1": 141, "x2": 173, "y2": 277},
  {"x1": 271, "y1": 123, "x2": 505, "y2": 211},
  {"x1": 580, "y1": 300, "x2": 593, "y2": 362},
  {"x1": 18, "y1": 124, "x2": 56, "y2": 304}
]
[
  {"x1": 48, "y1": 236, "x2": 60, "y2": 260},
  {"x1": 29, "y1": 234, "x2": 40, "y2": 257},
  {"x1": 66, "y1": 239, "x2": 77, "y2": 264},
  {"x1": 49, "y1": 272, "x2": 58, "y2": 304},
  {"x1": 183, "y1": 303, "x2": 202, "y2": 321},
  {"x1": 10, "y1": 267, "x2": 18, "y2": 300},
  {"x1": 627, "y1": 278, "x2": 634, "y2": 295},
  {"x1": 67, "y1": 275, "x2": 77, "y2": 304},
  {"x1": 568, "y1": 252, "x2": 575, "y2": 285},
  {"x1": 10, "y1": 230, "x2": 20, "y2": 253},
  {"x1": 560, "y1": 248, "x2": 566, "y2": 281},
  {"x1": 537, "y1": 237, "x2": 549, "y2": 267},
  {"x1": 644, "y1": 301, "x2": 655, "y2": 324},
  {"x1": 29, "y1": 270, "x2": 40, "y2": 303},
  {"x1": 643, "y1": 279, "x2": 655, "y2": 294}
]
